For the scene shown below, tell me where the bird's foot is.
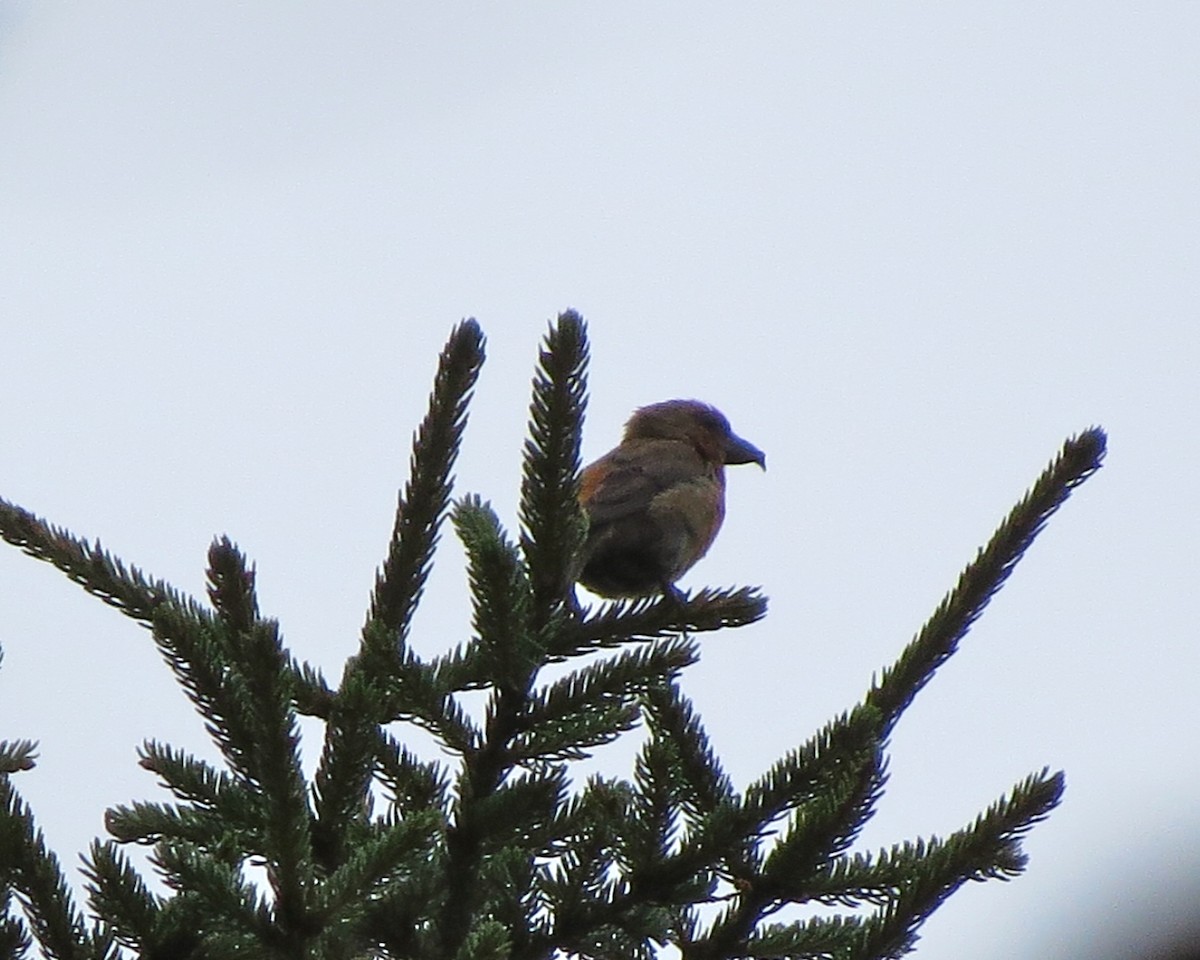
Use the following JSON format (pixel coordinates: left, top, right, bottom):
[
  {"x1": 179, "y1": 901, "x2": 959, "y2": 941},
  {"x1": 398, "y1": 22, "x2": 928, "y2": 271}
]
[{"x1": 661, "y1": 583, "x2": 687, "y2": 606}]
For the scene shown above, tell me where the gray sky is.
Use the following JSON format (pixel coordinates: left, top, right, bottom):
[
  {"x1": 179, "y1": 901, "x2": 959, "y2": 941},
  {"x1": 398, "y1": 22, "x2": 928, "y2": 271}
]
[{"x1": 1, "y1": 4, "x2": 1197, "y2": 957}]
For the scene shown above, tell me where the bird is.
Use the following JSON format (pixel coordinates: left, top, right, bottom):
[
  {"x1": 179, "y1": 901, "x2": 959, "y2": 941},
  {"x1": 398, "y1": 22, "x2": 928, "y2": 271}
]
[{"x1": 576, "y1": 399, "x2": 765, "y2": 600}]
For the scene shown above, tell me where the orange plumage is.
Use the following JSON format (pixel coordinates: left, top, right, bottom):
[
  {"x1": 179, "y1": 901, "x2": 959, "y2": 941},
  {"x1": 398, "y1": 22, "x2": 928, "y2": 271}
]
[{"x1": 576, "y1": 400, "x2": 764, "y2": 599}]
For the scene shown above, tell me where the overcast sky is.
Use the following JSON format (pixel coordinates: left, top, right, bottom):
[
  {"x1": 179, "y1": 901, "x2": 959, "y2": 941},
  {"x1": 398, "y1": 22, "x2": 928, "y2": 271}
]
[{"x1": 2, "y1": 4, "x2": 1198, "y2": 958}]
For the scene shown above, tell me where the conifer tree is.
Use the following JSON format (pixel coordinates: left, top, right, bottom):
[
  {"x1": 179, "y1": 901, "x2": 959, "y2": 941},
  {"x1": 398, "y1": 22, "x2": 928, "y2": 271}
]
[{"x1": 0, "y1": 313, "x2": 1105, "y2": 960}]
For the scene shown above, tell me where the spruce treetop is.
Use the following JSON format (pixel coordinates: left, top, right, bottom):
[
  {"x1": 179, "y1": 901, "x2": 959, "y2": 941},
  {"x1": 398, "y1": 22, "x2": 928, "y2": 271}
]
[{"x1": 0, "y1": 312, "x2": 1105, "y2": 960}]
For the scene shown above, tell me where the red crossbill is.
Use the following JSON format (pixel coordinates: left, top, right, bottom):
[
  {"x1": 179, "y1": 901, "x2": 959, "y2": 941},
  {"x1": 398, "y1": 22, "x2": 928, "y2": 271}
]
[{"x1": 576, "y1": 400, "x2": 765, "y2": 599}]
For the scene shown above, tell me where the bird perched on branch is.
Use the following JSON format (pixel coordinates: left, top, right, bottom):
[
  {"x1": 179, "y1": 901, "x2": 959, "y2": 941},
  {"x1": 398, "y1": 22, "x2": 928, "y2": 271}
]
[{"x1": 576, "y1": 399, "x2": 765, "y2": 600}]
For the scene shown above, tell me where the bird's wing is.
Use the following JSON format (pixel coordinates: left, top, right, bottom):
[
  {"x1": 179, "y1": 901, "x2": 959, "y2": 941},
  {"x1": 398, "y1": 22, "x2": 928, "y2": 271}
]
[{"x1": 580, "y1": 440, "x2": 707, "y2": 527}]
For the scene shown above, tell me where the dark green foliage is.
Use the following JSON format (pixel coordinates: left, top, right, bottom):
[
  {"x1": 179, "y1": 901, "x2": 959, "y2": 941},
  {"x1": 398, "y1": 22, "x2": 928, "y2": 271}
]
[{"x1": 0, "y1": 312, "x2": 1105, "y2": 959}]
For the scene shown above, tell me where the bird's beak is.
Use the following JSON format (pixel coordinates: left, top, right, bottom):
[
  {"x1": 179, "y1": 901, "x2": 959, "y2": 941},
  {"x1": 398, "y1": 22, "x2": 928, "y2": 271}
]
[{"x1": 725, "y1": 433, "x2": 766, "y2": 470}]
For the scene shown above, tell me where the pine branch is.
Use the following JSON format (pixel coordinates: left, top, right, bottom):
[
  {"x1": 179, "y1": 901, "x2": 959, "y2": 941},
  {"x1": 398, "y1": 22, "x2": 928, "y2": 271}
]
[
  {"x1": 673, "y1": 432, "x2": 1105, "y2": 958},
  {"x1": 531, "y1": 704, "x2": 883, "y2": 955},
  {"x1": 740, "y1": 704, "x2": 883, "y2": 835},
  {"x1": 639, "y1": 683, "x2": 762, "y2": 921},
  {"x1": 0, "y1": 777, "x2": 106, "y2": 960},
  {"x1": 429, "y1": 585, "x2": 764, "y2": 693},
  {"x1": 519, "y1": 311, "x2": 590, "y2": 621},
  {"x1": 640, "y1": 683, "x2": 736, "y2": 820},
  {"x1": 105, "y1": 800, "x2": 246, "y2": 852},
  {"x1": 449, "y1": 918, "x2": 513, "y2": 960},
  {"x1": 513, "y1": 639, "x2": 697, "y2": 764},
  {"x1": 425, "y1": 641, "x2": 490, "y2": 693},
  {"x1": 868, "y1": 427, "x2": 1106, "y2": 733},
  {"x1": 125, "y1": 740, "x2": 270, "y2": 863},
  {"x1": 314, "y1": 809, "x2": 443, "y2": 932},
  {"x1": 438, "y1": 654, "x2": 561, "y2": 955},
  {"x1": 536, "y1": 779, "x2": 635, "y2": 953},
  {"x1": 804, "y1": 768, "x2": 1063, "y2": 911},
  {"x1": 206, "y1": 535, "x2": 259, "y2": 634},
  {"x1": 0, "y1": 503, "x2": 300, "y2": 860},
  {"x1": 359, "y1": 865, "x2": 445, "y2": 959},
  {"x1": 146, "y1": 603, "x2": 257, "y2": 773},
  {"x1": 0, "y1": 894, "x2": 33, "y2": 960},
  {"x1": 541, "y1": 774, "x2": 629, "y2": 876},
  {"x1": 453, "y1": 496, "x2": 535, "y2": 694},
  {"x1": 656, "y1": 731, "x2": 886, "y2": 957},
  {"x1": 82, "y1": 842, "x2": 161, "y2": 954},
  {"x1": 741, "y1": 914, "x2": 864, "y2": 959},
  {"x1": 309, "y1": 673, "x2": 380, "y2": 875},
  {"x1": 289, "y1": 658, "x2": 335, "y2": 719},
  {"x1": 436, "y1": 327, "x2": 595, "y2": 958},
  {"x1": 0, "y1": 741, "x2": 36, "y2": 776},
  {"x1": 362, "y1": 317, "x2": 486, "y2": 665},
  {"x1": 471, "y1": 768, "x2": 569, "y2": 853},
  {"x1": 797, "y1": 838, "x2": 934, "y2": 909},
  {"x1": 758, "y1": 746, "x2": 888, "y2": 896},
  {"x1": 553, "y1": 587, "x2": 767, "y2": 660},
  {"x1": 151, "y1": 841, "x2": 274, "y2": 949},
  {"x1": 135, "y1": 740, "x2": 244, "y2": 812},
  {"x1": 847, "y1": 770, "x2": 1065, "y2": 960},
  {"x1": 378, "y1": 653, "x2": 480, "y2": 752},
  {"x1": 202, "y1": 540, "x2": 314, "y2": 933},
  {"x1": 472, "y1": 847, "x2": 547, "y2": 958},
  {"x1": 626, "y1": 739, "x2": 684, "y2": 874},
  {"x1": 310, "y1": 320, "x2": 484, "y2": 881},
  {"x1": 374, "y1": 732, "x2": 450, "y2": 818},
  {"x1": 0, "y1": 499, "x2": 184, "y2": 627}
]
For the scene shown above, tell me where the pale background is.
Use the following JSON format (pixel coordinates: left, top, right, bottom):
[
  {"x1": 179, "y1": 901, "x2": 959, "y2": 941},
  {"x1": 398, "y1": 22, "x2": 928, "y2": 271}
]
[{"x1": 1, "y1": 4, "x2": 1198, "y2": 957}]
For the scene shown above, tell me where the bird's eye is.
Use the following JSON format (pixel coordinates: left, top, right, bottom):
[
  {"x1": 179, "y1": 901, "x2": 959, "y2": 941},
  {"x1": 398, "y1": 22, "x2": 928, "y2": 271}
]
[{"x1": 699, "y1": 409, "x2": 729, "y2": 434}]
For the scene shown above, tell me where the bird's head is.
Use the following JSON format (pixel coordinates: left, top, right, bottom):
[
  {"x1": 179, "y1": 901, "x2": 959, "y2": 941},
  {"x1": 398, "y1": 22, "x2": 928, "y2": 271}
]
[{"x1": 624, "y1": 400, "x2": 766, "y2": 469}]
